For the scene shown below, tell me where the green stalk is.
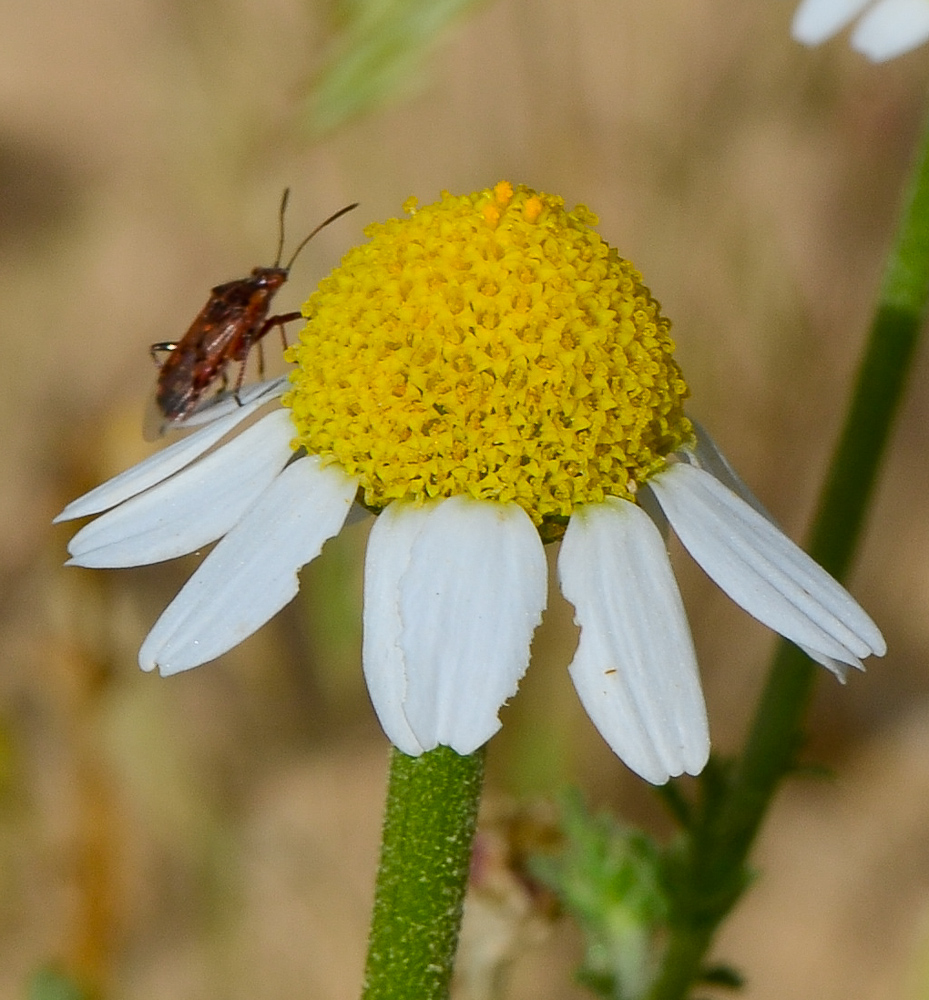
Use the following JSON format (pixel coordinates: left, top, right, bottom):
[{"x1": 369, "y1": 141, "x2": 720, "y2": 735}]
[
  {"x1": 361, "y1": 746, "x2": 485, "y2": 1000},
  {"x1": 649, "y1": 101, "x2": 929, "y2": 1000}
]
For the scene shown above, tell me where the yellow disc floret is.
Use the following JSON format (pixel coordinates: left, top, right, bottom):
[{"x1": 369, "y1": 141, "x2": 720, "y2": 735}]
[{"x1": 284, "y1": 182, "x2": 692, "y2": 528}]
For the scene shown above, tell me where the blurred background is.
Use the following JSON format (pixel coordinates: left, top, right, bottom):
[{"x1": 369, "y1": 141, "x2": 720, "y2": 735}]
[{"x1": 3, "y1": 0, "x2": 929, "y2": 997}]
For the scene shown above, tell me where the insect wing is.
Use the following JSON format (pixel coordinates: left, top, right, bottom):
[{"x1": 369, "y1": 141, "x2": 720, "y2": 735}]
[{"x1": 154, "y1": 291, "x2": 251, "y2": 422}]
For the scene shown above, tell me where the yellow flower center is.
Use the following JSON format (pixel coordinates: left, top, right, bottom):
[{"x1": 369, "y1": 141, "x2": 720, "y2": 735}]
[{"x1": 283, "y1": 182, "x2": 692, "y2": 535}]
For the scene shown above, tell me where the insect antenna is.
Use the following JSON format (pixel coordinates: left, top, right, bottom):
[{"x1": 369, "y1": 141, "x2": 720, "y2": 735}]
[
  {"x1": 273, "y1": 187, "x2": 291, "y2": 267},
  {"x1": 283, "y1": 201, "x2": 359, "y2": 273}
]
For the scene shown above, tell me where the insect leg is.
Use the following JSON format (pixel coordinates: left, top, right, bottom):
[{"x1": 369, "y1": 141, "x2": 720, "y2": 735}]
[
  {"x1": 232, "y1": 359, "x2": 248, "y2": 406},
  {"x1": 258, "y1": 311, "x2": 302, "y2": 351},
  {"x1": 149, "y1": 342, "x2": 178, "y2": 367}
]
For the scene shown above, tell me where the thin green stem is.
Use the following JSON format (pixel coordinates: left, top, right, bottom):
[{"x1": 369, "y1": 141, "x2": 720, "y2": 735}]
[
  {"x1": 361, "y1": 745, "x2": 485, "y2": 1000},
  {"x1": 716, "y1": 94, "x2": 929, "y2": 885},
  {"x1": 649, "y1": 100, "x2": 929, "y2": 1000}
]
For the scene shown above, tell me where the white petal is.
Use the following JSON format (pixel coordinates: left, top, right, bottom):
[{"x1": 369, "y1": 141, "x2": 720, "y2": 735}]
[
  {"x1": 66, "y1": 410, "x2": 295, "y2": 568},
  {"x1": 177, "y1": 376, "x2": 288, "y2": 427},
  {"x1": 685, "y1": 420, "x2": 774, "y2": 522},
  {"x1": 792, "y1": 0, "x2": 873, "y2": 43},
  {"x1": 851, "y1": 0, "x2": 929, "y2": 58},
  {"x1": 559, "y1": 498, "x2": 709, "y2": 785},
  {"x1": 54, "y1": 391, "x2": 277, "y2": 522},
  {"x1": 797, "y1": 643, "x2": 854, "y2": 682},
  {"x1": 362, "y1": 502, "x2": 429, "y2": 756},
  {"x1": 139, "y1": 456, "x2": 357, "y2": 675},
  {"x1": 370, "y1": 496, "x2": 547, "y2": 755},
  {"x1": 649, "y1": 463, "x2": 886, "y2": 667}
]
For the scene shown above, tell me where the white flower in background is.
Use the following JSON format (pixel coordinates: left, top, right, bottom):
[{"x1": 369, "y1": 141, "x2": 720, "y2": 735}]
[
  {"x1": 793, "y1": 0, "x2": 929, "y2": 61},
  {"x1": 56, "y1": 183, "x2": 886, "y2": 785}
]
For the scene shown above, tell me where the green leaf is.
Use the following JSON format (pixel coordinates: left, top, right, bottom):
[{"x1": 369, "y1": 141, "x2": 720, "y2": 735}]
[
  {"x1": 27, "y1": 966, "x2": 90, "y2": 1000},
  {"x1": 532, "y1": 792, "x2": 671, "y2": 1000},
  {"x1": 306, "y1": 0, "x2": 488, "y2": 135},
  {"x1": 699, "y1": 963, "x2": 744, "y2": 990}
]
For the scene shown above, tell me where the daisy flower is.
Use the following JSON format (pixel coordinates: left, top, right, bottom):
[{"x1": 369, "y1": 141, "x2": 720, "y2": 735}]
[
  {"x1": 792, "y1": 0, "x2": 929, "y2": 61},
  {"x1": 55, "y1": 183, "x2": 885, "y2": 785}
]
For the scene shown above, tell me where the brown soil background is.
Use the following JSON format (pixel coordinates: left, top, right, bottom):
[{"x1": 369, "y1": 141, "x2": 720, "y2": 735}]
[{"x1": 3, "y1": 1, "x2": 929, "y2": 997}]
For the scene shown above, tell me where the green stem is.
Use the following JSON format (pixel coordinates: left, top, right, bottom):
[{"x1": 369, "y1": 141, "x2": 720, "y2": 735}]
[
  {"x1": 361, "y1": 746, "x2": 485, "y2": 1000},
  {"x1": 649, "y1": 100, "x2": 929, "y2": 1000}
]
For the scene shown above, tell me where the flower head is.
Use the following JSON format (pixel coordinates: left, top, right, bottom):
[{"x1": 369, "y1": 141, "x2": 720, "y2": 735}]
[
  {"x1": 56, "y1": 183, "x2": 885, "y2": 785},
  {"x1": 793, "y1": 0, "x2": 929, "y2": 61},
  {"x1": 285, "y1": 182, "x2": 690, "y2": 531}
]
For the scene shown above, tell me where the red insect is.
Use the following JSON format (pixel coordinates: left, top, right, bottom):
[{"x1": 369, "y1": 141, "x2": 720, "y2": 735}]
[{"x1": 150, "y1": 190, "x2": 357, "y2": 427}]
